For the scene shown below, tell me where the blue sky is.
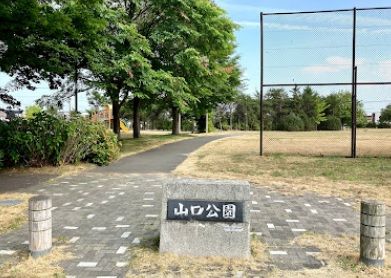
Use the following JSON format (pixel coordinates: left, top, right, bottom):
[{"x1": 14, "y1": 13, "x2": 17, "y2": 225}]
[{"x1": 2, "y1": 0, "x2": 391, "y2": 115}]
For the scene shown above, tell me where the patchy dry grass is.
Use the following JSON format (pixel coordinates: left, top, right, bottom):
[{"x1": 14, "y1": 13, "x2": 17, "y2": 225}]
[
  {"x1": 127, "y1": 236, "x2": 269, "y2": 277},
  {"x1": 174, "y1": 133, "x2": 391, "y2": 207},
  {"x1": 0, "y1": 244, "x2": 73, "y2": 278},
  {"x1": 0, "y1": 193, "x2": 33, "y2": 234},
  {"x1": 264, "y1": 129, "x2": 391, "y2": 157},
  {"x1": 270, "y1": 232, "x2": 391, "y2": 277},
  {"x1": 1, "y1": 163, "x2": 96, "y2": 179}
]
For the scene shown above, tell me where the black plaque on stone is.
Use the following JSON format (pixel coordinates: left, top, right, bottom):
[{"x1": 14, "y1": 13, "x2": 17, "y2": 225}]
[{"x1": 167, "y1": 199, "x2": 244, "y2": 223}]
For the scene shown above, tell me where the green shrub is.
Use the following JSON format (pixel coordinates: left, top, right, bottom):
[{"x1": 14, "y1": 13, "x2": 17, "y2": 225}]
[
  {"x1": 61, "y1": 117, "x2": 120, "y2": 165},
  {"x1": 28, "y1": 112, "x2": 68, "y2": 166},
  {"x1": 378, "y1": 122, "x2": 391, "y2": 128},
  {"x1": 0, "y1": 121, "x2": 10, "y2": 166},
  {"x1": 365, "y1": 122, "x2": 377, "y2": 128},
  {"x1": 278, "y1": 112, "x2": 304, "y2": 131},
  {"x1": 88, "y1": 124, "x2": 120, "y2": 166},
  {"x1": 2, "y1": 113, "x2": 68, "y2": 166},
  {"x1": 0, "y1": 112, "x2": 120, "y2": 168},
  {"x1": 319, "y1": 116, "x2": 342, "y2": 130}
]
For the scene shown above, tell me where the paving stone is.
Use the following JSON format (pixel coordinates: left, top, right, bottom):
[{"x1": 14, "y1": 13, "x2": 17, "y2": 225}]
[{"x1": 1, "y1": 171, "x2": 387, "y2": 276}]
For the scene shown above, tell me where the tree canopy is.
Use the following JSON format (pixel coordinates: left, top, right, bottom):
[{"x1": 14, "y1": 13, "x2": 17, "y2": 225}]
[
  {"x1": 380, "y1": 104, "x2": 391, "y2": 123},
  {"x1": 0, "y1": 0, "x2": 242, "y2": 137}
]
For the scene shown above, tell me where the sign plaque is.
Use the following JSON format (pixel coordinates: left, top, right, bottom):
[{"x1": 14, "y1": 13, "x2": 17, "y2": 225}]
[{"x1": 167, "y1": 199, "x2": 244, "y2": 222}]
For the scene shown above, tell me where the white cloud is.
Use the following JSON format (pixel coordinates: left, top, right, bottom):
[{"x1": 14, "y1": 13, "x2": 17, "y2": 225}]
[
  {"x1": 379, "y1": 60, "x2": 391, "y2": 80},
  {"x1": 303, "y1": 56, "x2": 365, "y2": 73},
  {"x1": 235, "y1": 21, "x2": 259, "y2": 28},
  {"x1": 265, "y1": 22, "x2": 312, "y2": 31},
  {"x1": 236, "y1": 21, "x2": 315, "y2": 31}
]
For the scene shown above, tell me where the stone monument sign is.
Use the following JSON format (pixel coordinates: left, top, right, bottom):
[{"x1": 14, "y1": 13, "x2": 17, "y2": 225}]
[{"x1": 160, "y1": 179, "x2": 251, "y2": 258}]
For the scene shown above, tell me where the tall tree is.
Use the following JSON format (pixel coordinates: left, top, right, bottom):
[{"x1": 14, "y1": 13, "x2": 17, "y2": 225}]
[
  {"x1": 300, "y1": 87, "x2": 328, "y2": 130},
  {"x1": 380, "y1": 104, "x2": 391, "y2": 123},
  {"x1": 264, "y1": 88, "x2": 290, "y2": 130},
  {"x1": 135, "y1": 0, "x2": 240, "y2": 134},
  {"x1": 87, "y1": 10, "x2": 156, "y2": 137},
  {"x1": 323, "y1": 90, "x2": 367, "y2": 128}
]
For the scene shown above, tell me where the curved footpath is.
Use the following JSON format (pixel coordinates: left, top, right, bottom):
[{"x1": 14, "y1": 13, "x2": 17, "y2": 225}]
[{"x1": 93, "y1": 135, "x2": 227, "y2": 174}]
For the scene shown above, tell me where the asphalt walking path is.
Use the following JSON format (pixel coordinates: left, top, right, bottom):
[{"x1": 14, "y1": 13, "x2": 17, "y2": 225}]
[
  {"x1": 93, "y1": 135, "x2": 227, "y2": 174},
  {"x1": 0, "y1": 135, "x2": 389, "y2": 277}
]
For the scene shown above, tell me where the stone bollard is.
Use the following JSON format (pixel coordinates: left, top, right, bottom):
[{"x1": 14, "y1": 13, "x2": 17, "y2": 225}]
[
  {"x1": 29, "y1": 195, "x2": 52, "y2": 258},
  {"x1": 360, "y1": 200, "x2": 386, "y2": 266}
]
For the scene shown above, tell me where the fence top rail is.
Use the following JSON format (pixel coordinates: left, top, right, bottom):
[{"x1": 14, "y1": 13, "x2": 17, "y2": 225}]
[
  {"x1": 263, "y1": 82, "x2": 391, "y2": 87},
  {"x1": 262, "y1": 6, "x2": 391, "y2": 16}
]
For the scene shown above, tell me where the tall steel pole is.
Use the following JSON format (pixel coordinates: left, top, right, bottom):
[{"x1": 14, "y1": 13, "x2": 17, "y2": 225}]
[
  {"x1": 260, "y1": 12, "x2": 264, "y2": 156},
  {"x1": 351, "y1": 8, "x2": 357, "y2": 158}
]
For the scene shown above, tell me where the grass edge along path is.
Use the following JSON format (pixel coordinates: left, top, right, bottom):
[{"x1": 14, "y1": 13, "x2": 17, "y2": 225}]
[
  {"x1": 0, "y1": 193, "x2": 33, "y2": 235},
  {"x1": 120, "y1": 133, "x2": 194, "y2": 158},
  {"x1": 0, "y1": 243, "x2": 74, "y2": 278}
]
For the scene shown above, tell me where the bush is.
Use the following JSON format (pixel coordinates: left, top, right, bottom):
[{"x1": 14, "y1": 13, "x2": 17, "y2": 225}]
[
  {"x1": 88, "y1": 123, "x2": 120, "y2": 166},
  {"x1": 60, "y1": 117, "x2": 98, "y2": 165},
  {"x1": 0, "y1": 112, "x2": 120, "y2": 168},
  {"x1": 319, "y1": 116, "x2": 342, "y2": 130},
  {"x1": 278, "y1": 112, "x2": 304, "y2": 131},
  {"x1": 61, "y1": 116, "x2": 120, "y2": 166},
  {"x1": 0, "y1": 122, "x2": 9, "y2": 168},
  {"x1": 365, "y1": 122, "x2": 377, "y2": 128},
  {"x1": 378, "y1": 122, "x2": 391, "y2": 128},
  {"x1": 1, "y1": 113, "x2": 68, "y2": 166}
]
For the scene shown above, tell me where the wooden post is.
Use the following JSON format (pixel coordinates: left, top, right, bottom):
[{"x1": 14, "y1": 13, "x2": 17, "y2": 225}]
[
  {"x1": 360, "y1": 200, "x2": 386, "y2": 267},
  {"x1": 29, "y1": 195, "x2": 52, "y2": 258}
]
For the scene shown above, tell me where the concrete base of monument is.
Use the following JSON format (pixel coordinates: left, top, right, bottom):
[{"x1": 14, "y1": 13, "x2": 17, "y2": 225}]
[{"x1": 159, "y1": 179, "x2": 251, "y2": 258}]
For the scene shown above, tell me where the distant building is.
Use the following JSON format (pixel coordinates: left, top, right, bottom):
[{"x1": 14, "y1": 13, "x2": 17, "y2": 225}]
[
  {"x1": 0, "y1": 107, "x2": 23, "y2": 121},
  {"x1": 0, "y1": 110, "x2": 6, "y2": 121},
  {"x1": 366, "y1": 113, "x2": 376, "y2": 124}
]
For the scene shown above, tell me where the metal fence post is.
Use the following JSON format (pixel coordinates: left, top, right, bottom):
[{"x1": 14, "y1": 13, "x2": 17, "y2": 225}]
[
  {"x1": 260, "y1": 12, "x2": 264, "y2": 156},
  {"x1": 351, "y1": 7, "x2": 357, "y2": 158}
]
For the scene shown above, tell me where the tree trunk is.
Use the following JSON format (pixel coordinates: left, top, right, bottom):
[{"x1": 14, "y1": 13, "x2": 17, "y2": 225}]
[
  {"x1": 205, "y1": 112, "x2": 209, "y2": 134},
  {"x1": 229, "y1": 106, "x2": 233, "y2": 130},
  {"x1": 74, "y1": 65, "x2": 78, "y2": 113},
  {"x1": 172, "y1": 106, "x2": 181, "y2": 135},
  {"x1": 133, "y1": 97, "x2": 141, "y2": 138},
  {"x1": 112, "y1": 100, "x2": 120, "y2": 137}
]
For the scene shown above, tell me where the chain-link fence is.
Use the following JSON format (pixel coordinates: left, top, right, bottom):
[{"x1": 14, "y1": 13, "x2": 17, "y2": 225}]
[{"x1": 260, "y1": 7, "x2": 391, "y2": 157}]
